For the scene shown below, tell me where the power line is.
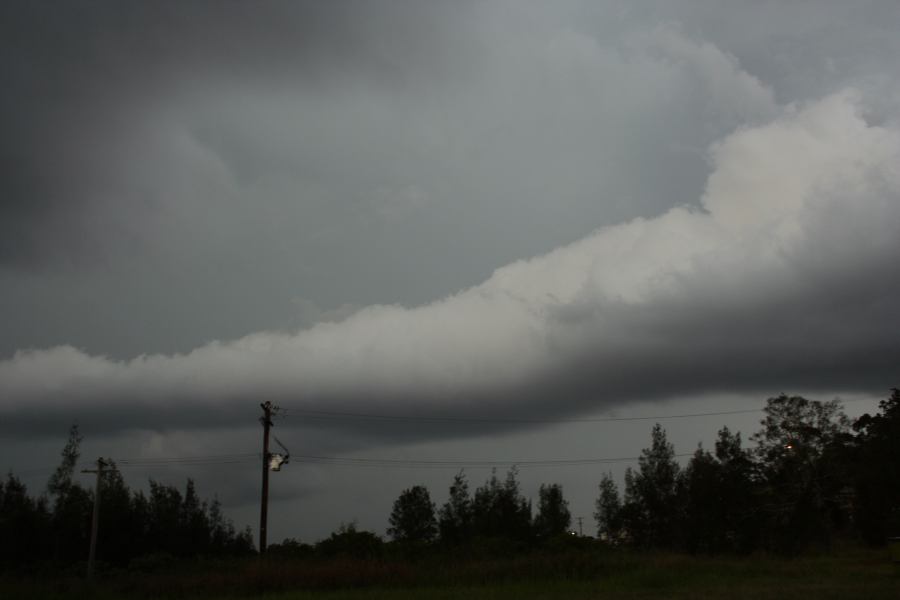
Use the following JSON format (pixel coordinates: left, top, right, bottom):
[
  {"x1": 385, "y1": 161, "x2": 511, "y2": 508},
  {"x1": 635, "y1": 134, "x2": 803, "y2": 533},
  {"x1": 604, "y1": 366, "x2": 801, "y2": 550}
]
[
  {"x1": 289, "y1": 452, "x2": 695, "y2": 469},
  {"x1": 280, "y1": 406, "x2": 764, "y2": 424},
  {"x1": 111, "y1": 451, "x2": 688, "y2": 469},
  {"x1": 116, "y1": 452, "x2": 258, "y2": 465},
  {"x1": 116, "y1": 459, "x2": 256, "y2": 468},
  {"x1": 11, "y1": 397, "x2": 876, "y2": 476},
  {"x1": 280, "y1": 396, "x2": 875, "y2": 425},
  {"x1": 115, "y1": 454, "x2": 259, "y2": 469}
]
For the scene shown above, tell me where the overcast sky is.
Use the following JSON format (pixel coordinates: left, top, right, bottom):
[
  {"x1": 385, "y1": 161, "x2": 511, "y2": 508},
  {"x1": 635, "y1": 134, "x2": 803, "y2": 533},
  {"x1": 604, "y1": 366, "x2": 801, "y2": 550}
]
[{"x1": 2, "y1": 0, "x2": 899, "y2": 543}]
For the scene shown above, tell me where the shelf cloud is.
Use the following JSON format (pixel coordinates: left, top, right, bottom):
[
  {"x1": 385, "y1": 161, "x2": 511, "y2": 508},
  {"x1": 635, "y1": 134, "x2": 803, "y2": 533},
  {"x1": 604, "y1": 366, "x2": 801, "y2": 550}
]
[{"x1": 3, "y1": 91, "x2": 898, "y2": 436}]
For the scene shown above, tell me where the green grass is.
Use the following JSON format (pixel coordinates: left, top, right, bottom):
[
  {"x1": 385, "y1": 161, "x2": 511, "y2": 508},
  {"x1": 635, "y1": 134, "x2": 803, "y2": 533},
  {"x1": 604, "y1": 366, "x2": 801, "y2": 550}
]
[
  {"x1": 3, "y1": 548, "x2": 898, "y2": 599},
  {"x1": 260, "y1": 552, "x2": 900, "y2": 600}
]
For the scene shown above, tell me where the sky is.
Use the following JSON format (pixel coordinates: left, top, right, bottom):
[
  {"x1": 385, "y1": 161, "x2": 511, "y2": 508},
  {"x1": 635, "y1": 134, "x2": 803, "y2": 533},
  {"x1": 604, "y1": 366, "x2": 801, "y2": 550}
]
[{"x1": 2, "y1": 0, "x2": 899, "y2": 543}]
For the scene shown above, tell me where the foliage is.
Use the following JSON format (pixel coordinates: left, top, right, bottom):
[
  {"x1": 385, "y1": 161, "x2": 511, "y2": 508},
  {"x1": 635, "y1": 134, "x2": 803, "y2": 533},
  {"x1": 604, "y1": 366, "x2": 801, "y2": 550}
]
[
  {"x1": 0, "y1": 430, "x2": 254, "y2": 573},
  {"x1": 438, "y1": 470, "x2": 473, "y2": 545},
  {"x1": 316, "y1": 521, "x2": 384, "y2": 559},
  {"x1": 533, "y1": 483, "x2": 571, "y2": 538},
  {"x1": 752, "y1": 394, "x2": 850, "y2": 462},
  {"x1": 594, "y1": 473, "x2": 623, "y2": 542},
  {"x1": 851, "y1": 388, "x2": 900, "y2": 543},
  {"x1": 620, "y1": 424, "x2": 684, "y2": 548},
  {"x1": 752, "y1": 395, "x2": 852, "y2": 553},
  {"x1": 680, "y1": 428, "x2": 758, "y2": 553},
  {"x1": 46, "y1": 425, "x2": 82, "y2": 499},
  {"x1": 387, "y1": 485, "x2": 438, "y2": 543},
  {"x1": 0, "y1": 474, "x2": 51, "y2": 569},
  {"x1": 471, "y1": 468, "x2": 532, "y2": 542},
  {"x1": 267, "y1": 537, "x2": 315, "y2": 558}
]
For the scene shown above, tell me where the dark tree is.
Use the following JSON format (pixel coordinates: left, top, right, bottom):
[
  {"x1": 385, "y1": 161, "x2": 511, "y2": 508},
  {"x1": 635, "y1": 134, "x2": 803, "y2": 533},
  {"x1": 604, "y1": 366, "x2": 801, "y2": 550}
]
[
  {"x1": 180, "y1": 479, "x2": 211, "y2": 555},
  {"x1": 96, "y1": 462, "x2": 140, "y2": 565},
  {"x1": 621, "y1": 424, "x2": 684, "y2": 548},
  {"x1": 712, "y1": 427, "x2": 759, "y2": 552},
  {"x1": 41, "y1": 425, "x2": 96, "y2": 563},
  {"x1": 0, "y1": 474, "x2": 51, "y2": 569},
  {"x1": 594, "y1": 472, "x2": 623, "y2": 542},
  {"x1": 233, "y1": 526, "x2": 256, "y2": 555},
  {"x1": 267, "y1": 537, "x2": 313, "y2": 558},
  {"x1": 388, "y1": 485, "x2": 438, "y2": 543},
  {"x1": 533, "y1": 483, "x2": 571, "y2": 538},
  {"x1": 753, "y1": 395, "x2": 850, "y2": 461},
  {"x1": 208, "y1": 495, "x2": 236, "y2": 553},
  {"x1": 147, "y1": 480, "x2": 183, "y2": 555},
  {"x1": 471, "y1": 468, "x2": 532, "y2": 541},
  {"x1": 318, "y1": 521, "x2": 384, "y2": 558},
  {"x1": 439, "y1": 470, "x2": 473, "y2": 544},
  {"x1": 852, "y1": 388, "x2": 900, "y2": 544},
  {"x1": 681, "y1": 427, "x2": 759, "y2": 554},
  {"x1": 682, "y1": 445, "x2": 722, "y2": 553},
  {"x1": 47, "y1": 425, "x2": 82, "y2": 499},
  {"x1": 1, "y1": 426, "x2": 255, "y2": 571},
  {"x1": 130, "y1": 489, "x2": 151, "y2": 557},
  {"x1": 752, "y1": 395, "x2": 852, "y2": 553}
]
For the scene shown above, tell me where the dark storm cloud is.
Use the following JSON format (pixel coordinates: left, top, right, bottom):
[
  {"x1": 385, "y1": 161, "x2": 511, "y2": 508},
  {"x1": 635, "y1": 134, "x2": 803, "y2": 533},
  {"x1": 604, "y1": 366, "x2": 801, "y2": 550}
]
[
  {"x1": 1, "y1": 2, "x2": 794, "y2": 362},
  {"x1": 3, "y1": 90, "x2": 899, "y2": 441},
  {"x1": 0, "y1": 3, "x2": 897, "y2": 443},
  {"x1": 0, "y1": 0, "x2": 474, "y2": 265}
]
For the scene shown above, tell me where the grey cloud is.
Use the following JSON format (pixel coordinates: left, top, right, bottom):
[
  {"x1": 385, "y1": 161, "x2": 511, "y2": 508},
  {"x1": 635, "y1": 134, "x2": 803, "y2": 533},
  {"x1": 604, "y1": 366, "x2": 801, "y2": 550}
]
[
  {"x1": 0, "y1": 0, "x2": 475, "y2": 266},
  {"x1": 3, "y1": 91, "x2": 898, "y2": 441},
  {"x1": 1, "y1": 4, "x2": 796, "y2": 359}
]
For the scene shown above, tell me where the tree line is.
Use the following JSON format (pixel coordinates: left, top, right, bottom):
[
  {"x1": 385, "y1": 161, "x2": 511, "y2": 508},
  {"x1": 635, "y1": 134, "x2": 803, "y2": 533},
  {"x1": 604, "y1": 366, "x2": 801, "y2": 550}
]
[
  {"x1": 0, "y1": 426, "x2": 254, "y2": 572},
  {"x1": 335, "y1": 390, "x2": 900, "y2": 555},
  {"x1": 2, "y1": 390, "x2": 898, "y2": 571},
  {"x1": 595, "y1": 390, "x2": 900, "y2": 553}
]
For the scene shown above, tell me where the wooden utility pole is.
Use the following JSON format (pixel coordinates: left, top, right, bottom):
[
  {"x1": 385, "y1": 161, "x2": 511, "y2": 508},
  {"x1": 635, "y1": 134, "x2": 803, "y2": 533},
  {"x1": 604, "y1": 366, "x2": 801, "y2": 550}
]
[
  {"x1": 81, "y1": 457, "x2": 106, "y2": 579},
  {"x1": 259, "y1": 401, "x2": 273, "y2": 554},
  {"x1": 577, "y1": 516, "x2": 584, "y2": 536}
]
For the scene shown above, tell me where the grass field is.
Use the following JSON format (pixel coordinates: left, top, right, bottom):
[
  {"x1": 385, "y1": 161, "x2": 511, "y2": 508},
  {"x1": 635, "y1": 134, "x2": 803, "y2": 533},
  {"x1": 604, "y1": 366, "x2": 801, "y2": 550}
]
[
  {"x1": 3, "y1": 547, "x2": 898, "y2": 599},
  {"x1": 267, "y1": 552, "x2": 899, "y2": 600}
]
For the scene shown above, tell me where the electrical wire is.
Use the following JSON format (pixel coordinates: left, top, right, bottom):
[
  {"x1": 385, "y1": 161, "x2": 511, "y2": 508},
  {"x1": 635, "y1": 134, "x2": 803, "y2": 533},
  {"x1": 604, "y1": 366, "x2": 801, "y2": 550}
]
[
  {"x1": 10, "y1": 398, "x2": 876, "y2": 476},
  {"x1": 116, "y1": 459, "x2": 255, "y2": 469},
  {"x1": 115, "y1": 453, "x2": 259, "y2": 468},
  {"x1": 116, "y1": 452, "x2": 258, "y2": 464},
  {"x1": 280, "y1": 396, "x2": 875, "y2": 425},
  {"x1": 280, "y1": 407, "x2": 764, "y2": 424},
  {"x1": 290, "y1": 452, "x2": 695, "y2": 470},
  {"x1": 107, "y1": 452, "x2": 695, "y2": 470}
]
